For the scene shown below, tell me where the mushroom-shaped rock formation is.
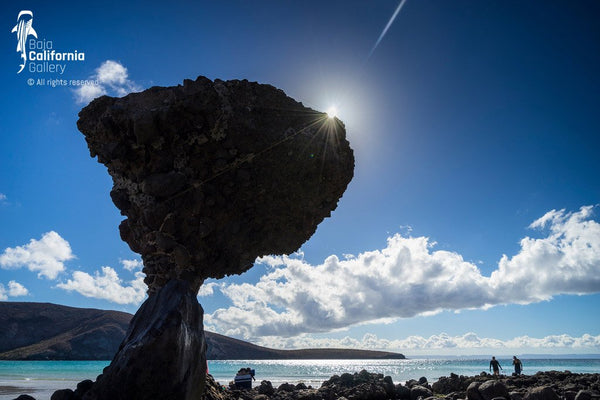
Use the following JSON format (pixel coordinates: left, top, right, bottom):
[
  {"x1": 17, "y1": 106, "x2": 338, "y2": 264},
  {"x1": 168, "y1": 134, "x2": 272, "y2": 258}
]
[
  {"x1": 76, "y1": 76, "x2": 354, "y2": 400},
  {"x1": 78, "y1": 76, "x2": 354, "y2": 295}
]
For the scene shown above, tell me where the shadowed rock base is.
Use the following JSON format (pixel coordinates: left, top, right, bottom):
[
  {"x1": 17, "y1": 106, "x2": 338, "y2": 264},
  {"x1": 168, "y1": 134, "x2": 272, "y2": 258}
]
[{"x1": 82, "y1": 280, "x2": 206, "y2": 400}]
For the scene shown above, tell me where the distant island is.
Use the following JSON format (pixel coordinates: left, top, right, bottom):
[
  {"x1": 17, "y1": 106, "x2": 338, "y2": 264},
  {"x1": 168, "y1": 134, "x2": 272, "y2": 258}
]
[{"x1": 0, "y1": 302, "x2": 405, "y2": 360}]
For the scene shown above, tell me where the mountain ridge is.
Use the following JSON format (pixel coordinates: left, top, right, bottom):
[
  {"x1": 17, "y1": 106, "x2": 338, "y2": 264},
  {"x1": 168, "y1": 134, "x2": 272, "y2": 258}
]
[{"x1": 0, "y1": 302, "x2": 404, "y2": 360}]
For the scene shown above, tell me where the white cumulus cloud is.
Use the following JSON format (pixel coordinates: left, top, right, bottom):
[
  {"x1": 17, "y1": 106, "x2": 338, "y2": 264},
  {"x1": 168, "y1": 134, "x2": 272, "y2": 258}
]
[
  {"x1": 0, "y1": 193, "x2": 7, "y2": 201},
  {"x1": 74, "y1": 83, "x2": 106, "y2": 104},
  {"x1": 198, "y1": 282, "x2": 218, "y2": 297},
  {"x1": 121, "y1": 258, "x2": 143, "y2": 271},
  {"x1": 0, "y1": 280, "x2": 29, "y2": 300},
  {"x1": 490, "y1": 205, "x2": 600, "y2": 301},
  {"x1": 206, "y1": 206, "x2": 600, "y2": 339},
  {"x1": 57, "y1": 266, "x2": 147, "y2": 305},
  {"x1": 74, "y1": 60, "x2": 141, "y2": 104},
  {"x1": 8, "y1": 280, "x2": 29, "y2": 297},
  {"x1": 0, "y1": 231, "x2": 74, "y2": 279}
]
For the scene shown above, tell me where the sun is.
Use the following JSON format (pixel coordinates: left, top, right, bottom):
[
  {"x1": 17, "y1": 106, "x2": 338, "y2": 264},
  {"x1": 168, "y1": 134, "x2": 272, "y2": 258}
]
[{"x1": 326, "y1": 106, "x2": 338, "y2": 119}]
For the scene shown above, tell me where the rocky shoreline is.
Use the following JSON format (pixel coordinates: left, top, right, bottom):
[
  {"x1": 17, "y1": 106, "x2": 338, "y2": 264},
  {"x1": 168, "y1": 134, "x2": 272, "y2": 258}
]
[
  {"x1": 201, "y1": 370, "x2": 600, "y2": 400},
  {"x1": 10, "y1": 369, "x2": 600, "y2": 400}
]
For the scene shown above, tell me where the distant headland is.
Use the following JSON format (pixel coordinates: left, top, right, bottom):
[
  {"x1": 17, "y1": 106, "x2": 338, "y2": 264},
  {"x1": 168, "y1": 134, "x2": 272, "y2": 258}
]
[{"x1": 0, "y1": 302, "x2": 405, "y2": 360}]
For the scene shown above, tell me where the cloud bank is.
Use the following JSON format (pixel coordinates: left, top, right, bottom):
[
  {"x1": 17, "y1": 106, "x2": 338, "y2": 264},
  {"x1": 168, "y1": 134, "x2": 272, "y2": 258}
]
[
  {"x1": 206, "y1": 206, "x2": 600, "y2": 339},
  {"x1": 255, "y1": 332, "x2": 600, "y2": 353},
  {"x1": 0, "y1": 231, "x2": 74, "y2": 279},
  {"x1": 57, "y1": 265, "x2": 147, "y2": 305},
  {"x1": 74, "y1": 60, "x2": 141, "y2": 104},
  {"x1": 57, "y1": 259, "x2": 147, "y2": 305},
  {"x1": 1, "y1": 232, "x2": 147, "y2": 305}
]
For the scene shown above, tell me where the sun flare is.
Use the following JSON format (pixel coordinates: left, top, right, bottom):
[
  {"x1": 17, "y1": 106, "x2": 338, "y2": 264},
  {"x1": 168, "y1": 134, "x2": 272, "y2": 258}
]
[{"x1": 326, "y1": 106, "x2": 338, "y2": 119}]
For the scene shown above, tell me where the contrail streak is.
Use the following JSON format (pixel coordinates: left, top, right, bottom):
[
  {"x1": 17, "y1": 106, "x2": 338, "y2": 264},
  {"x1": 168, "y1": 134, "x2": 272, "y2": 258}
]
[{"x1": 367, "y1": 0, "x2": 408, "y2": 60}]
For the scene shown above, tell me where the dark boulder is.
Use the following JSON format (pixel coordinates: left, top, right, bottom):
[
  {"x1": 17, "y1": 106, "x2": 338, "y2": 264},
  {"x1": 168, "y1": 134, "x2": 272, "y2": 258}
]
[
  {"x1": 202, "y1": 375, "x2": 230, "y2": 400},
  {"x1": 574, "y1": 391, "x2": 593, "y2": 400},
  {"x1": 383, "y1": 376, "x2": 396, "y2": 397},
  {"x1": 478, "y1": 380, "x2": 510, "y2": 400},
  {"x1": 564, "y1": 391, "x2": 578, "y2": 400},
  {"x1": 396, "y1": 384, "x2": 412, "y2": 399},
  {"x1": 74, "y1": 380, "x2": 94, "y2": 398},
  {"x1": 51, "y1": 389, "x2": 74, "y2": 400},
  {"x1": 467, "y1": 382, "x2": 484, "y2": 400},
  {"x1": 411, "y1": 385, "x2": 434, "y2": 400},
  {"x1": 258, "y1": 380, "x2": 275, "y2": 396},
  {"x1": 13, "y1": 396, "x2": 37, "y2": 400},
  {"x1": 524, "y1": 386, "x2": 559, "y2": 400},
  {"x1": 433, "y1": 373, "x2": 467, "y2": 394},
  {"x1": 278, "y1": 383, "x2": 297, "y2": 393}
]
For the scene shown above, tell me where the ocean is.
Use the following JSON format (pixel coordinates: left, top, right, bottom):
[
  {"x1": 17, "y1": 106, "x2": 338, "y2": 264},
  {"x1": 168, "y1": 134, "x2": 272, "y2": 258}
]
[{"x1": 1, "y1": 358, "x2": 598, "y2": 400}]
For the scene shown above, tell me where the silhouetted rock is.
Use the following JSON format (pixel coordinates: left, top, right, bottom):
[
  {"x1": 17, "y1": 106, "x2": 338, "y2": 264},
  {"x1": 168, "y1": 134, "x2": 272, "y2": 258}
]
[
  {"x1": 203, "y1": 375, "x2": 230, "y2": 400},
  {"x1": 13, "y1": 395, "x2": 36, "y2": 400},
  {"x1": 467, "y1": 382, "x2": 484, "y2": 400},
  {"x1": 278, "y1": 383, "x2": 297, "y2": 393},
  {"x1": 77, "y1": 76, "x2": 354, "y2": 295},
  {"x1": 74, "y1": 379, "x2": 94, "y2": 398},
  {"x1": 574, "y1": 390, "x2": 593, "y2": 400},
  {"x1": 82, "y1": 280, "x2": 205, "y2": 400},
  {"x1": 50, "y1": 389, "x2": 74, "y2": 400},
  {"x1": 479, "y1": 380, "x2": 511, "y2": 400},
  {"x1": 433, "y1": 373, "x2": 464, "y2": 394},
  {"x1": 75, "y1": 76, "x2": 354, "y2": 400},
  {"x1": 524, "y1": 386, "x2": 559, "y2": 400},
  {"x1": 397, "y1": 383, "x2": 412, "y2": 399},
  {"x1": 411, "y1": 385, "x2": 434, "y2": 400},
  {"x1": 258, "y1": 381, "x2": 275, "y2": 396}
]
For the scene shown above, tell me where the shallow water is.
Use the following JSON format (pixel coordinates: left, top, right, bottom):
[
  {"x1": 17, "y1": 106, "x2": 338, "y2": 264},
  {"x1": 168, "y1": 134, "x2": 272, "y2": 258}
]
[
  {"x1": 1, "y1": 358, "x2": 598, "y2": 400},
  {"x1": 208, "y1": 358, "x2": 600, "y2": 388}
]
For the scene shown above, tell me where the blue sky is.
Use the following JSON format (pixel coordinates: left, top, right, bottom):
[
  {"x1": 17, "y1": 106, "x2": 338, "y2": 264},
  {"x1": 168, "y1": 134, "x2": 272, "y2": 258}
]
[{"x1": 1, "y1": 1, "x2": 599, "y2": 356}]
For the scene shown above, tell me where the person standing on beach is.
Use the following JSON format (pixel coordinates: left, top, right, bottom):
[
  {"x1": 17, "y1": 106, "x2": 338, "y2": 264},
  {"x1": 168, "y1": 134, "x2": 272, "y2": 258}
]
[
  {"x1": 490, "y1": 356, "x2": 502, "y2": 377},
  {"x1": 512, "y1": 356, "x2": 523, "y2": 375}
]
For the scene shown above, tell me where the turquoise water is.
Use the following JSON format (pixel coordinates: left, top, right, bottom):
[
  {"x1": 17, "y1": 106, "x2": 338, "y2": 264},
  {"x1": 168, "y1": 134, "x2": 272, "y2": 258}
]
[
  {"x1": 1, "y1": 359, "x2": 598, "y2": 400},
  {"x1": 0, "y1": 360, "x2": 108, "y2": 399}
]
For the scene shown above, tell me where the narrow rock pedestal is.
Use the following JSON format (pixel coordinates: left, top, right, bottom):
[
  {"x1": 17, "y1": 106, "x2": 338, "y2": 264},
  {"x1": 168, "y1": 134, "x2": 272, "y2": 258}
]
[{"x1": 83, "y1": 280, "x2": 206, "y2": 400}]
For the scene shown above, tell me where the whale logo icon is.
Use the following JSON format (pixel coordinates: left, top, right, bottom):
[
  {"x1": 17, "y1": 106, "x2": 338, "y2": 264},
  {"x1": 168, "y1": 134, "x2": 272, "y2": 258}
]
[{"x1": 12, "y1": 10, "x2": 38, "y2": 74}]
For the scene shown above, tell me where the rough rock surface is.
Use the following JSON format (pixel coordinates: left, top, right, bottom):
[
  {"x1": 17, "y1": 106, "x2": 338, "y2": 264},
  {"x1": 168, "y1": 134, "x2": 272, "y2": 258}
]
[
  {"x1": 524, "y1": 386, "x2": 560, "y2": 400},
  {"x1": 77, "y1": 76, "x2": 354, "y2": 294},
  {"x1": 200, "y1": 370, "x2": 600, "y2": 400},
  {"x1": 73, "y1": 77, "x2": 354, "y2": 400},
  {"x1": 478, "y1": 380, "x2": 511, "y2": 400},
  {"x1": 20, "y1": 370, "x2": 600, "y2": 400},
  {"x1": 81, "y1": 280, "x2": 205, "y2": 400}
]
